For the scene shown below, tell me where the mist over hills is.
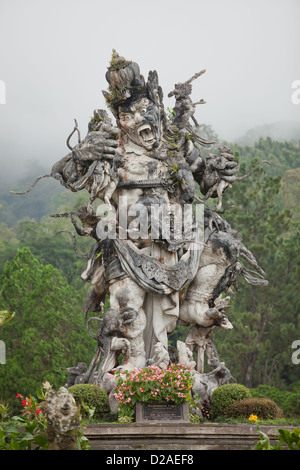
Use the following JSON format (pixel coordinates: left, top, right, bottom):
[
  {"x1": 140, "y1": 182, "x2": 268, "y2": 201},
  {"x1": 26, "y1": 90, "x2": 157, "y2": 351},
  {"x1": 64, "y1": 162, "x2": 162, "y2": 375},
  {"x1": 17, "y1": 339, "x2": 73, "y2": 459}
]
[{"x1": 234, "y1": 121, "x2": 300, "y2": 146}]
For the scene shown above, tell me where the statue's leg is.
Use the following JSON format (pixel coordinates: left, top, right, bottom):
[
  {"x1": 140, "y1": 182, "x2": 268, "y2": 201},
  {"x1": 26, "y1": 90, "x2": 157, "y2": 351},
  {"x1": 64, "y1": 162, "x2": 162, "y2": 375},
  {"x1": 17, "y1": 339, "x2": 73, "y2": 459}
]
[
  {"x1": 179, "y1": 231, "x2": 237, "y2": 327},
  {"x1": 109, "y1": 276, "x2": 147, "y2": 369},
  {"x1": 109, "y1": 275, "x2": 146, "y2": 312}
]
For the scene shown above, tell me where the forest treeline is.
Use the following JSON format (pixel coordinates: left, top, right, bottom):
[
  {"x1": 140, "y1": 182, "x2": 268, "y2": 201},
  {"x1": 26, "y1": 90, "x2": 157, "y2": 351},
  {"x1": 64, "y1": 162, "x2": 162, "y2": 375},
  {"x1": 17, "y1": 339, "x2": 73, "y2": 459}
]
[{"x1": 0, "y1": 137, "x2": 299, "y2": 408}]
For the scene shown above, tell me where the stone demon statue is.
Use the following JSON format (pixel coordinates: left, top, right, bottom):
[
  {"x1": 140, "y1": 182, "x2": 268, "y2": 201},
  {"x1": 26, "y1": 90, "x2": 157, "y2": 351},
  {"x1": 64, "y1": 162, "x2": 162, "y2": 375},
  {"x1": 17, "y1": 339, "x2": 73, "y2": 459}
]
[{"x1": 14, "y1": 50, "x2": 268, "y2": 401}]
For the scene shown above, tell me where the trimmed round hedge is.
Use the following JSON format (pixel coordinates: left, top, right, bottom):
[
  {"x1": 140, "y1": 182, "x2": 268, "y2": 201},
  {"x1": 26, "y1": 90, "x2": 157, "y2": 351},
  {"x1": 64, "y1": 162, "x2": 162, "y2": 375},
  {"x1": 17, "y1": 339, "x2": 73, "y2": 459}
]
[
  {"x1": 226, "y1": 397, "x2": 284, "y2": 420},
  {"x1": 68, "y1": 384, "x2": 110, "y2": 421},
  {"x1": 210, "y1": 383, "x2": 252, "y2": 419}
]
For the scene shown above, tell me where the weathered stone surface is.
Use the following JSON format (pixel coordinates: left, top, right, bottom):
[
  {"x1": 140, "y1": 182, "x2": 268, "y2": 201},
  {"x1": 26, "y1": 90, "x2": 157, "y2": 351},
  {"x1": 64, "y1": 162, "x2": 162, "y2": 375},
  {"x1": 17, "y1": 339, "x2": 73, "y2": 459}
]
[
  {"x1": 84, "y1": 423, "x2": 294, "y2": 451},
  {"x1": 46, "y1": 387, "x2": 81, "y2": 450}
]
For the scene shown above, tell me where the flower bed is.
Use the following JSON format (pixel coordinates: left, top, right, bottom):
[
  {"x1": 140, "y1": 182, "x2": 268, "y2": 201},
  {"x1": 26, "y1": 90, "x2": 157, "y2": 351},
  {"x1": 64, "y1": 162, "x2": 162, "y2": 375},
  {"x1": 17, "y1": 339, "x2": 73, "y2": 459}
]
[{"x1": 113, "y1": 363, "x2": 193, "y2": 419}]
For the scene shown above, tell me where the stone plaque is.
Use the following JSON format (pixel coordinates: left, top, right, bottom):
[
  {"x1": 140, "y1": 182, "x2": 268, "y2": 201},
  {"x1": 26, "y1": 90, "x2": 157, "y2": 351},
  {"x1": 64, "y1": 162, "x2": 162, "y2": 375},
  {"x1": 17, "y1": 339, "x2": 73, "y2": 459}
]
[{"x1": 136, "y1": 401, "x2": 190, "y2": 423}]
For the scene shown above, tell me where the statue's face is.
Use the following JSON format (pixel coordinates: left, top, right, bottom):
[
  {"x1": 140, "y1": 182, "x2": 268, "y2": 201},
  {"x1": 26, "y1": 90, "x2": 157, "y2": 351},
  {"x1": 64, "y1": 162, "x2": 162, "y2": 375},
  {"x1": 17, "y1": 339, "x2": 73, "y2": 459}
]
[{"x1": 118, "y1": 97, "x2": 161, "y2": 150}]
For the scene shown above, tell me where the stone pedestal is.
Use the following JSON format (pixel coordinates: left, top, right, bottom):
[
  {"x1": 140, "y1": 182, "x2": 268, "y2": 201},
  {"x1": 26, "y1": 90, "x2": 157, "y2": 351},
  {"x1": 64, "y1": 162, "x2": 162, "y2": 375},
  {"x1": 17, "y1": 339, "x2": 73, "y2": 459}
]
[
  {"x1": 84, "y1": 423, "x2": 295, "y2": 451},
  {"x1": 136, "y1": 401, "x2": 190, "y2": 423}
]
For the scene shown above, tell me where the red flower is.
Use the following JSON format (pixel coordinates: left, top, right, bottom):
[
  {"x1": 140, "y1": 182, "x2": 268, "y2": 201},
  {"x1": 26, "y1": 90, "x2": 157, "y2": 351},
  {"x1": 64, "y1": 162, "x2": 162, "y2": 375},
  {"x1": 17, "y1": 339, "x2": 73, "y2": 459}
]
[
  {"x1": 36, "y1": 409, "x2": 42, "y2": 415},
  {"x1": 21, "y1": 400, "x2": 29, "y2": 407},
  {"x1": 16, "y1": 393, "x2": 23, "y2": 398}
]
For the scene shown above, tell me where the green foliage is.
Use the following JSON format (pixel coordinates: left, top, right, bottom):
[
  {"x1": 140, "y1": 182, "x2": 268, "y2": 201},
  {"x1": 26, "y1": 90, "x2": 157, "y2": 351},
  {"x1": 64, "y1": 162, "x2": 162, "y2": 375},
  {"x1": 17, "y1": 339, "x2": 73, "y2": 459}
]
[
  {"x1": 0, "y1": 401, "x2": 11, "y2": 422},
  {"x1": 0, "y1": 185, "x2": 93, "y2": 295},
  {"x1": 114, "y1": 364, "x2": 193, "y2": 418},
  {"x1": 68, "y1": 384, "x2": 110, "y2": 421},
  {"x1": 0, "y1": 310, "x2": 15, "y2": 328},
  {"x1": 210, "y1": 383, "x2": 252, "y2": 419},
  {"x1": 0, "y1": 414, "x2": 49, "y2": 450},
  {"x1": 272, "y1": 427, "x2": 300, "y2": 450},
  {"x1": 213, "y1": 148, "x2": 300, "y2": 390},
  {"x1": 0, "y1": 383, "x2": 50, "y2": 450},
  {"x1": 231, "y1": 137, "x2": 300, "y2": 178},
  {"x1": 281, "y1": 167, "x2": 300, "y2": 222},
  {"x1": 0, "y1": 383, "x2": 90, "y2": 450},
  {"x1": 226, "y1": 398, "x2": 284, "y2": 420},
  {"x1": 252, "y1": 416, "x2": 300, "y2": 451},
  {"x1": 0, "y1": 248, "x2": 94, "y2": 412},
  {"x1": 0, "y1": 173, "x2": 63, "y2": 227},
  {"x1": 12, "y1": 216, "x2": 92, "y2": 292},
  {"x1": 250, "y1": 385, "x2": 300, "y2": 418},
  {"x1": 168, "y1": 323, "x2": 190, "y2": 350},
  {"x1": 167, "y1": 107, "x2": 176, "y2": 123},
  {"x1": 189, "y1": 413, "x2": 201, "y2": 423},
  {"x1": 118, "y1": 415, "x2": 134, "y2": 424}
]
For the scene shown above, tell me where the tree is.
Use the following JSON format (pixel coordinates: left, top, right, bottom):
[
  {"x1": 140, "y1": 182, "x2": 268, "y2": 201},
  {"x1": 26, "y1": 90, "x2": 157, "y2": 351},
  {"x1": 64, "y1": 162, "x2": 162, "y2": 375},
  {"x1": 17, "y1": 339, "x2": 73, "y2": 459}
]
[
  {"x1": 213, "y1": 156, "x2": 299, "y2": 389},
  {"x1": 0, "y1": 190, "x2": 94, "y2": 295},
  {"x1": 0, "y1": 247, "x2": 94, "y2": 411}
]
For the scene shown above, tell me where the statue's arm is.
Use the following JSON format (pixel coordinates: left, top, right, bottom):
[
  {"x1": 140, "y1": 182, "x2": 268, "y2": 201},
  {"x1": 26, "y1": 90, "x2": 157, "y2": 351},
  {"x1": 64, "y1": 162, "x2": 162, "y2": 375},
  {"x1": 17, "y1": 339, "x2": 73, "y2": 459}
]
[
  {"x1": 184, "y1": 141, "x2": 238, "y2": 198},
  {"x1": 50, "y1": 109, "x2": 120, "y2": 196}
]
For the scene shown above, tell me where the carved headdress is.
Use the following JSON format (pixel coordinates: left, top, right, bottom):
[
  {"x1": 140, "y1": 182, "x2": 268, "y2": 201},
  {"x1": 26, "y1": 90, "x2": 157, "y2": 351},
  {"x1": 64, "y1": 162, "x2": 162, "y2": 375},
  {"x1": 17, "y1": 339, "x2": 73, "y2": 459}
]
[{"x1": 102, "y1": 50, "x2": 163, "y2": 117}]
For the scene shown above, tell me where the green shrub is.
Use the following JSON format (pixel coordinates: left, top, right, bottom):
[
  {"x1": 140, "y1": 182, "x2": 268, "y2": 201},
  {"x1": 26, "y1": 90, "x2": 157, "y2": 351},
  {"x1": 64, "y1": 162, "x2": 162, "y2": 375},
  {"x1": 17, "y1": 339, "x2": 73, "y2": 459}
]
[
  {"x1": 250, "y1": 385, "x2": 300, "y2": 418},
  {"x1": 0, "y1": 401, "x2": 10, "y2": 422},
  {"x1": 118, "y1": 416, "x2": 134, "y2": 424},
  {"x1": 68, "y1": 384, "x2": 110, "y2": 421},
  {"x1": 189, "y1": 413, "x2": 201, "y2": 423},
  {"x1": 210, "y1": 383, "x2": 252, "y2": 419},
  {"x1": 226, "y1": 397, "x2": 284, "y2": 420}
]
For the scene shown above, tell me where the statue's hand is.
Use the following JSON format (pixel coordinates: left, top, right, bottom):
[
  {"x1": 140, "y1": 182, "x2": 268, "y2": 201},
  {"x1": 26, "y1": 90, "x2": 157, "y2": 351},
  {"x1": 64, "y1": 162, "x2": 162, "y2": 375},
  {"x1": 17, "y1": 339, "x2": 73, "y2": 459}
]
[
  {"x1": 200, "y1": 146, "x2": 238, "y2": 197},
  {"x1": 214, "y1": 145, "x2": 238, "y2": 183},
  {"x1": 217, "y1": 158, "x2": 238, "y2": 183},
  {"x1": 68, "y1": 109, "x2": 119, "y2": 162},
  {"x1": 72, "y1": 130, "x2": 119, "y2": 162},
  {"x1": 119, "y1": 308, "x2": 138, "y2": 326}
]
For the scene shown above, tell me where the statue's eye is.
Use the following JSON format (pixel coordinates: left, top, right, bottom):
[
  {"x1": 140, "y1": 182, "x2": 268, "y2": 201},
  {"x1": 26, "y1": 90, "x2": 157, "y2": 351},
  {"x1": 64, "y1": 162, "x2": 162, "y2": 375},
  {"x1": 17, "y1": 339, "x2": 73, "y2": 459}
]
[
  {"x1": 125, "y1": 114, "x2": 131, "y2": 121},
  {"x1": 140, "y1": 108, "x2": 147, "y2": 115}
]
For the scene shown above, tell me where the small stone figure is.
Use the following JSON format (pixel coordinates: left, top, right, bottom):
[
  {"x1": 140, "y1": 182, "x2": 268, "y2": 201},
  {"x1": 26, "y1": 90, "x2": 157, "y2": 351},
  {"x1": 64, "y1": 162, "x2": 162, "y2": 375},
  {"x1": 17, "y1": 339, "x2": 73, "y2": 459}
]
[
  {"x1": 191, "y1": 362, "x2": 235, "y2": 403},
  {"x1": 64, "y1": 362, "x2": 87, "y2": 388},
  {"x1": 184, "y1": 325, "x2": 220, "y2": 373},
  {"x1": 147, "y1": 342, "x2": 170, "y2": 369},
  {"x1": 177, "y1": 340, "x2": 196, "y2": 370},
  {"x1": 202, "y1": 145, "x2": 237, "y2": 212},
  {"x1": 46, "y1": 387, "x2": 81, "y2": 451}
]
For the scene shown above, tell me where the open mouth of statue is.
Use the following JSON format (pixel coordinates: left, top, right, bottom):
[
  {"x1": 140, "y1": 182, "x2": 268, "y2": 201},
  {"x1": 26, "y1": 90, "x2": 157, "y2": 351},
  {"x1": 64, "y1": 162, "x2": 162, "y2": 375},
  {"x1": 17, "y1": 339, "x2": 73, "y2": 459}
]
[{"x1": 138, "y1": 124, "x2": 155, "y2": 145}]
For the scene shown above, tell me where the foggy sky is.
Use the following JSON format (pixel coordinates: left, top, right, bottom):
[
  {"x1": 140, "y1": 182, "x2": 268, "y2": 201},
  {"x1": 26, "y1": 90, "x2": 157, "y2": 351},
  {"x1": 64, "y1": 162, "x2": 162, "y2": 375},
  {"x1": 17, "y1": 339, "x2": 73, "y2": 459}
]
[{"x1": 0, "y1": 0, "x2": 300, "y2": 180}]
